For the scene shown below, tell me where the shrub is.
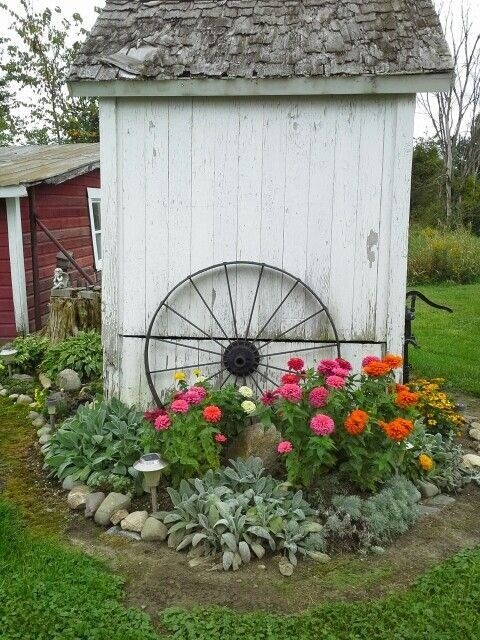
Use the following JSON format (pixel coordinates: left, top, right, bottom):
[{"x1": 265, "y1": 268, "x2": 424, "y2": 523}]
[
  {"x1": 407, "y1": 378, "x2": 465, "y2": 436},
  {"x1": 44, "y1": 398, "x2": 148, "y2": 492},
  {"x1": 40, "y1": 330, "x2": 102, "y2": 382},
  {"x1": 10, "y1": 334, "x2": 49, "y2": 374},
  {"x1": 408, "y1": 226, "x2": 480, "y2": 284},
  {"x1": 323, "y1": 476, "x2": 420, "y2": 552},
  {"x1": 157, "y1": 457, "x2": 325, "y2": 571}
]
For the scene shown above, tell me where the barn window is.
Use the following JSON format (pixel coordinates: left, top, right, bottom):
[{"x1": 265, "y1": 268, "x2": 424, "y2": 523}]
[{"x1": 87, "y1": 188, "x2": 102, "y2": 270}]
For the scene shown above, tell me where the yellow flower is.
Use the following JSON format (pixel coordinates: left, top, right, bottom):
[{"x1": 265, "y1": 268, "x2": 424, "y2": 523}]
[
  {"x1": 173, "y1": 371, "x2": 186, "y2": 381},
  {"x1": 193, "y1": 369, "x2": 202, "y2": 377},
  {"x1": 418, "y1": 454, "x2": 434, "y2": 472}
]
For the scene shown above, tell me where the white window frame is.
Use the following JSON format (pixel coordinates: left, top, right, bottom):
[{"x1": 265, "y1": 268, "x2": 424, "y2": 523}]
[{"x1": 87, "y1": 187, "x2": 102, "y2": 270}]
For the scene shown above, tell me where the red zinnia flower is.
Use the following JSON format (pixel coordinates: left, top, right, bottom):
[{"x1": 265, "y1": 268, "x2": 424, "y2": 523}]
[
  {"x1": 261, "y1": 391, "x2": 278, "y2": 406},
  {"x1": 281, "y1": 372, "x2": 300, "y2": 385},
  {"x1": 203, "y1": 405, "x2": 222, "y2": 423},
  {"x1": 287, "y1": 357, "x2": 305, "y2": 371}
]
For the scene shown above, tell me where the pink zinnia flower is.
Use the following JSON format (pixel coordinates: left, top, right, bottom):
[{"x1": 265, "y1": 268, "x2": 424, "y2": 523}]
[
  {"x1": 361, "y1": 355, "x2": 381, "y2": 367},
  {"x1": 261, "y1": 390, "x2": 278, "y2": 406},
  {"x1": 154, "y1": 413, "x2": 171, "y2": 431},
  {"x1": 214, "y1": 433, "x2": 227, "y2": 444},
  {"x1": 310, "y1": 414, "x2": 335, "y2": 436},
  {"x1": 309, "y1": 386, "x2": 329, "y2": 408},
  {"x1": 332, "y1": 366, "x2": 350, "y2": 378},
  {"x1": 326, "y1": 375, "x2": 346, "y2": 389},
  {"x1": 277, "y1": 383, "x2": 302, "y2": 403},
  {"x1": 170, "y1": 399, "x2": 189, "y2": 413},
  {"x1": 144, "y1": 408, "x2": 167, "y2": 424},
  {"x1": 277, "y1": 440, "x2": 293, "y2": 454},
  {"x1": 287, "y1": 357, "x2": 305, "y2": 371},
  {"x1": 183, "y1": 387, "x2": 206, "y2": 405},
  {"x1": 336, "y1": 358, "x2": 352, "y2": 372},
  {"x1": 281, "y1": 372, "x2": 300, "y2": 385},
  {"x1": 317, "y1": 359, "x2": 337, "y2": 376}
]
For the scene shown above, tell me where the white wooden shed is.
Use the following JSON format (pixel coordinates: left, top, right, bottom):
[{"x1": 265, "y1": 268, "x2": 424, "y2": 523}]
[{"x1": 69, "y1": 0, "x2": 452, "y2": 406}]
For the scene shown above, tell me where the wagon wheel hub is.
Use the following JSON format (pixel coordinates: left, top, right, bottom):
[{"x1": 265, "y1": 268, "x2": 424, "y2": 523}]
[{"x1": 223, "y1": 340, "x2": 260, "y2": 376}]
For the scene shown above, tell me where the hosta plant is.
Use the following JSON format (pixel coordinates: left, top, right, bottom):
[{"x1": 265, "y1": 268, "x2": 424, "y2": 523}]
[
  {"x1": 157, "y1": 457, "x2": 325, "y2": 571},
  {"x1": 40, "y1": 330, "x2": 102, "y2": 381},
  {"x1": 44, "y1": 398, "x2": 149, "y2": 492}
]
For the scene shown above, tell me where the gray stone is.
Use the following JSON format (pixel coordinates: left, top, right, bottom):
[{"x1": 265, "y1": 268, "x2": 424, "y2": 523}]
[
  {"x1": 85, "y1": 492, "x2": 106, "y2": 517},
  {"x1": 16, "y1": 394, "x2": 33, "y2": 405},
  {"x1": 37, "y1": 426, "x2": 51, "y2": 437},
  {"x1": 469, "y1": 428, "x2": 480, "y2": 442},
  {"x1": 0, "y1": 389, "x2": 7, "y2": 397},
  {"x1": 38, "y1": 433, "x2": 51, "y2": 445},
  {"x1": 104, "y1": 525, "x2": 141, "y2": 541},
  {"x1": 56, "y1": 368, "x2": 82, "y2": 392},
  {"x1": 418, "y1": 481, "x2": 440, "y2": 499},
  {"x1": 226, "y1": 422, "x2": 282, "y2": 474},
  {"x1": 38, "y1": 372, "x2": 52, "y2": 389},
  {"x1": 121, "y1": 510, "x2": 149, "y2": 532},
  {"x1": 8, "y1": 394, "x2": 19, "y2": 400},
  {"x1": 470, "y1": 421, "x2": 480, "y2": 430},
  {"x1": 12, "y1": 373, "x2": 33, "y2": 381},
  {"x1": 28, "y1": 411, "x2": 41, "y2": 421},
  {"x1": 141, "y1": 517, "x2": 168, "y2": 542},
  {"x1": 32, "y1": 416, "x2": 46, "y2": 428},
  {"x1": 188, "y1": 558, "x2": 203, "y2": 568},
  {"x1": 62, "y1": 475, "x2": 81, "y2": 491},
  {"x1": 371, "y1": 546, "x2": 385, "y2": 555},
  {"x1": 308, "y1": 552, "x2": 331, "y2": 563},
  {"x1": 411, "y1": 486, "x2": 422, "y2": 503},
  {"x1": 278, "y1": 557, "x2": 294, "y2": 576},
  {"x1": 110, "y1": 509, "x2": 129, "y2": 525},
  {"x1": 424, "y1": 495, "x2": 456, "y2": 508},
  {"x1": 462, "y1": 453, "x2": 480, "y2": 469},
  {"x1": 418, "y1": 505, "x2": 441, "y2": 518},
  {"x1": 67, "y1": 484, "x2": 91, "y2": 510},
  {"x1": 94, "y1": 492, "x2": 131, "y2": 526}
]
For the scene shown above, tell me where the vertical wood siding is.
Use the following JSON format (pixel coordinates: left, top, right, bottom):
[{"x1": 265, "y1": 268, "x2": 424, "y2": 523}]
[
  {"x1": 101, "y1": 95, "x2": 415, "y2": 405},
  {"x1": 0, "y1": 198, "x2": 16, "y2": 340}
]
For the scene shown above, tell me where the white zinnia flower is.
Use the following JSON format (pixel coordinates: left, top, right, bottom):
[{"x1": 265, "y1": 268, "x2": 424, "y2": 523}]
[
  {"x1": 238, "y1": 386, "x2": 253, "y2": 398},
  {"x1": 196, "y1": 376, "x2": 206, "y2": 383},
  {"x1": 241, "y1": 400, "x2": 256, "y2": 414}
]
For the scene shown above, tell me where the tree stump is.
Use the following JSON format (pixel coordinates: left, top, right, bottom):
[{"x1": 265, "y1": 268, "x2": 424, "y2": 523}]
[{"x1": 45, "y1": 290, "x2": 101, "y2": 343}]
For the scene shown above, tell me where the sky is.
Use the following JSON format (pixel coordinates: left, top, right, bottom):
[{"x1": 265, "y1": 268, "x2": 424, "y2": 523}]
[{"x1": 1, "y1": 0, "x2": 480, "y2": 138}]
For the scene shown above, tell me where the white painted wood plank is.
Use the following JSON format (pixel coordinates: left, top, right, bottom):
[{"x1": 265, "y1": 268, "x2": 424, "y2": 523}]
[{"x1": 5, "y1": 197, "x2": 28, "y2": 334}]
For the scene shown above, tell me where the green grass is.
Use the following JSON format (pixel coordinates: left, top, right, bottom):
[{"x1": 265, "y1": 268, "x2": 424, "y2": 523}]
[
  {"x1": 408, "y1": 283, "x2": 480, "y2": 396},
  {"x1": 2, "y1": 497, "x2": 480, "y2": 640}
]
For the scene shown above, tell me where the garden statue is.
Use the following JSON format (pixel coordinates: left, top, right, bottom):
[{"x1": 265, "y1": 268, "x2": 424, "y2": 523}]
[{"x1": 52, "y1": 267, "x2": 71, "y2": 290}]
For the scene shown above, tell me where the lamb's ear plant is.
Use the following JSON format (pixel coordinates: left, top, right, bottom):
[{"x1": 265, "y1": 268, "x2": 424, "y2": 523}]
[{"x1": 157, "y1": 457, "x2": 325, "y2": 572}]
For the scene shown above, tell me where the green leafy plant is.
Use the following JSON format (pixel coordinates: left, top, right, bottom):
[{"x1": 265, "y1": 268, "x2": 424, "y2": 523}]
[
  {"x1": 40, "y1": 331, "x2": 102, "y2": 382},
  {"x1": 323, "y1": 476, "x2": 420, "y2": 552},
  {"x1": 10, "y1": 334, "x2": 49, "y2": 373},
  {"x1": 157, "y1": 457, "x2": 325, "y2": 571},
  {"x1": 44, "y1": 398, "x2": 148, "y2": 491}
]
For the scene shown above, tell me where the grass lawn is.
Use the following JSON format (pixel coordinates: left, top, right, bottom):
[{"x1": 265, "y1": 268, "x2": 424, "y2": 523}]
[
  {"x1": 1, "y1": 497, "x2": 480, "y2": 640},
  {"x1": 408, "y1": 283, "x2": 480, "y2": 396}
]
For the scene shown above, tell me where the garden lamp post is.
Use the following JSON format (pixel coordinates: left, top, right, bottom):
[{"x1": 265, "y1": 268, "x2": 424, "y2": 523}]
[
  {"x1": 0, "y1": 347, "x2": 17, "y2": 378},
  {"x1": 133, "y1": 453, "x2": 167, "y2": 512},
  {"x1": 46, "y1": 396, "x2": 57, "y2": 428}
]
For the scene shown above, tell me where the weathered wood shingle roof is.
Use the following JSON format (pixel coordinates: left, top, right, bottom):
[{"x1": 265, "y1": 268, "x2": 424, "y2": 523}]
[{"x1": 69, "y1": 0, "x2": 452, "y2": 82}]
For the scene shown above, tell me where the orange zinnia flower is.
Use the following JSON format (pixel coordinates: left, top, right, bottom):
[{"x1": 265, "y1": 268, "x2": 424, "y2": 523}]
[
  {"x1": 383, "y1": 354, "x2": 403, "y2": 370},
  {"x1": 202, "y1": 405, "x2": 222, "y2": 423},
  {"x1": 379, "y1": 418, "x2": 414, "y2": 441},
  {"x1": 418, "y1": 453, "x2": 434, "y2": 471},
  {"x1": 363, "y1": 361, "x2": 391, "y2": 377},
  {"x1": 395, "y1": 390, "x2": 419, "y2": 409},
  {"x1": 344, "y1": 409, "x2": 369, "y2": 436}
]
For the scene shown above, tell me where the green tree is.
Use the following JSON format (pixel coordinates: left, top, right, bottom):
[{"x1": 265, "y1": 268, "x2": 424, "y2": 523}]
[
  {"x1": 0, "y1": 0, "x2": 99, "y2": 144},
  {"x1": 410, "y1": 139, "x2": 445, "y2": 226},
  {"x1": 0, "y1": 76, "x2": 14, "y2": 146}
]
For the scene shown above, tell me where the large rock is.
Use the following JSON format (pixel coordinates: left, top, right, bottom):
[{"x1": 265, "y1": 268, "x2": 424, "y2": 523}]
[
  {"x1": 32, "y1": 416, "x2": 46, "y2": 428},
  {"x1": 28, "y1": 411, "x2": 41, "y2": 421},
  {"x1": 8, "y1": 394, "x2": 19, "y2": 400},
  {"x1": 37, "y1": 426, "x2": 51, "y2": 437},
  {"x1": 38, "y1": 372, "x2": 52, "y2": 389},
  {"x1": 141, "y1": 517, "x2": 168, "y2": 542},
  {"x1": 12, "y1": 373, "x2": 34, "y2": 381},
  {"x1": 462, "y1": 453, "x2": 480, "y2": 469},
  {"x1": 16, "y1": 394, "x2": 33, "y2": 405},
  {"x1": 62, "y1": 475, "x2": 81, "y2": 491},
  {"x1": 111, "y1": 509, "x2": 129, "y2": 525},
  {"x1": 104, "y1": 525, "x2": 141, "y2": 541},
  {"x1": 38, "y1": 433, "x2": 50, "y2": 445},
  {"x1": 226, "y1": 423, "x2": 282, "y2": 473},
  {"x1": 0, "y1": 389, "x2": 7, "y2": 397},
  {"x1": 85, "y1": 492, "x2": 106, "y2": 518},
  {"x1": 94, "y1": 492, "x2": 131, "y2": 526},
  {"x1": 469, "y1": 428, "x2": 480, "y2": 442},
  {"x1": 56, "y1": 368, "x2": 82, "y2": 392},
  {"x1": 417, "y1": 481, "x2": 440, "y2": 499},
  {"x1": 121, "y1": 510, "x2": 148, "y2": 533},
  {"x1": 67, "y1": 485, "x2": 91, "y2": 510}
]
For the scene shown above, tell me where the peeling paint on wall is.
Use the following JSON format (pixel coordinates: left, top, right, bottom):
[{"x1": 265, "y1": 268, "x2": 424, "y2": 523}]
[{"x1": 366, "y1": 229, "x2": 378, "y2": 267}]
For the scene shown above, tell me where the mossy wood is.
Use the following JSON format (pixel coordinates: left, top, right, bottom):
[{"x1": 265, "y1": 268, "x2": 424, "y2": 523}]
[{"x1": 45, "y1": 293, "x2": 101, "y2": 343}]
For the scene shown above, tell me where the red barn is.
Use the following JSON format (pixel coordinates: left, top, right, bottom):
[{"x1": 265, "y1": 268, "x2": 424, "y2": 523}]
[{"x1": 0, "y1": 144, "x2": 101, "y2": 340}]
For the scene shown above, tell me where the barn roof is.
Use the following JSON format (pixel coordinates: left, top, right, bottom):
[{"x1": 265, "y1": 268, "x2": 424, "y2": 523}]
[
  {"x1": 0, "y1": 144, "x2": 100, "y2": 189},
  {"x1": 68, "y1": 0, "x2": 453, "y2": 83}
]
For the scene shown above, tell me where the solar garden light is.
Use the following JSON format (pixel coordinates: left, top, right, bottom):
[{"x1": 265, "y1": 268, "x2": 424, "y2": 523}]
[
  {"x1": 133, "y1": 453, "x2": 167, "y2": 512},
  {"x1": 0, "y1": 347, "x2": 17, "y2": 377},
  {"x1": 46, "y1": 395, "x2": 57, "y2": 428}
]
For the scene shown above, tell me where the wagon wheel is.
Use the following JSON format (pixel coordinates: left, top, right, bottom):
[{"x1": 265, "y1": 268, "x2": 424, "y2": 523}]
[{"x1": 144, "y1": 261, "x2": 340, "y2": 407}]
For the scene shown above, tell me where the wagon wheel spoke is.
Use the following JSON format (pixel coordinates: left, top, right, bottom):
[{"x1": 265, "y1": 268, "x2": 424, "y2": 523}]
[
  {"x1": 163, "y1": 302, "x2": 226, "y2": 349},
  {"x1": 258, "y1": 362, "x2": 291, "y2": 374},
  {"x1": 224, "y1": 263, "x2": 238, "y2": 339},
  {"x1": 244, "y1": 264, "x2": 264, "y2": 340},
  {"x1": 249, "y1": 374, "x2": 264, "y2": 396},
  {"x1": 150, "y1": 361, "x2": 223, "y2": 375},
  {"x1": 257, "y1": 308, "x2": 326, "y2": 352},
  {"x1": 266, "y1": 343, "x2": 335, "y2": 358},
  {"x1": 256, "y1": 368, "x2": 278, "y2": 388},
  {"x1": 219, "y1": 373, "x2": 233, "y2": 389},
  {"x1": 150, "y1": 336, "x2": 222, "y2": 357},
  {"x1": 253, "y1": 279, "x2": 299, "y2": 340},
  {"x1": 189, "y1": 277, "x2": 229, "y2": 340},
  {"x1": 203, "y1": 366, "x2": 227, "y2": 383}
]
